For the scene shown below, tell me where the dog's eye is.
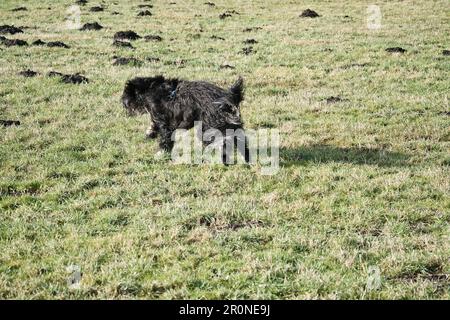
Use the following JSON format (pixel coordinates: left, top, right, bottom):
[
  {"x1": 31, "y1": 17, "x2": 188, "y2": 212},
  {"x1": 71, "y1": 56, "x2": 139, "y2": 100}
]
[{"x1": 221, "y1": 104, "x2": 233, "y2": 113}]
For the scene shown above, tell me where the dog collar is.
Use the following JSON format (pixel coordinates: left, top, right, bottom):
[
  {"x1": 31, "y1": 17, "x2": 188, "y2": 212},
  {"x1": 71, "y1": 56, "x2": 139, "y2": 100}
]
[{"x1": 168, "y1": 89, "x2": 177, "y2": 100}]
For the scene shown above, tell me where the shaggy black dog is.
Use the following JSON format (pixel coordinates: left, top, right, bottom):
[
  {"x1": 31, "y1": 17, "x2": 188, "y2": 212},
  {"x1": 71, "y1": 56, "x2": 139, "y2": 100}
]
[{"x1": 121, "y1": 75, "x2": 249, "y2": 163}]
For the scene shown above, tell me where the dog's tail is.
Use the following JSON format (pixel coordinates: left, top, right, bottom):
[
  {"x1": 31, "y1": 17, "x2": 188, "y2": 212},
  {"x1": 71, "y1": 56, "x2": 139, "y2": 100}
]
[{"x1": 229, "y1": 76, "x2": 244, "y2": 105}]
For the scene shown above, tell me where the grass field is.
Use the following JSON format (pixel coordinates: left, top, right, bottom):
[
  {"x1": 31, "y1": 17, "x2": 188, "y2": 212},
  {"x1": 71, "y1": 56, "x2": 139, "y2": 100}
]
[{"x1": 0, "y1": 0, "x2": 449, "y2": 299}]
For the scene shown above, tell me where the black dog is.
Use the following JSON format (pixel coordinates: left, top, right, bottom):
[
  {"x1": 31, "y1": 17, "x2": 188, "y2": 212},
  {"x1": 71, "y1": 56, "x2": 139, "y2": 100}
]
[{"x1": 121, "y1": 75, "x2": 249, "y2": 163}]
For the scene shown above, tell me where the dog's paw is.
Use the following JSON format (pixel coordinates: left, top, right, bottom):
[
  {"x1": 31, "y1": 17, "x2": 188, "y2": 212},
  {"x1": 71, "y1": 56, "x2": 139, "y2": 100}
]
[
  {"x1": 145, "y1": 128, "x2": 158, "y2": 139},
  {"x1": 154, "y1": 150, "x2": 169, "y2": 160}
]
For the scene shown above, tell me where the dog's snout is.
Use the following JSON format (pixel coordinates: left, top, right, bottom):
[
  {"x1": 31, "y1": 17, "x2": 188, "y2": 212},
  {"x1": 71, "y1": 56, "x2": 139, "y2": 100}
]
[
  {"x1": 122, "y1": 96, "x2": 134, "y2": 116},
  {"x1": 122, "y1": 96, "x2": 129, "y2": 108}
]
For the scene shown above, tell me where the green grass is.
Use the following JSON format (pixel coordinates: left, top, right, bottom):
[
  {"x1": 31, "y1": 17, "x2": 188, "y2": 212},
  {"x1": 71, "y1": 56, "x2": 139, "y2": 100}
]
[{"x1": 0, "y1": 0, "x2": 449, "y2": 299}]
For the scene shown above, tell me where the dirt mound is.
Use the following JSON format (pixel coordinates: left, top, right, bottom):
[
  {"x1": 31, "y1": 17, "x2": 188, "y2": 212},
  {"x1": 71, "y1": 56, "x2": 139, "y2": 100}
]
[
  {"x1": 300, "y1": 9, "x2": 320, "y2": 18},
  {"x1": 0, "y1": 25, "x2": 23, "y2": 34},
  {"x1": 220, "y1": 64, "x2": 235, "y2": 69},
  {"x1": 385, "y1": 47, "x2": 407, "y2": 53},
  {"x1": 32, "y1": 39, "x2": 46, "y2": 46},
  {"x1": 12, "y1": 7, "x2": 27, "y2": 12},
  {"x1": 219, "y1": 10, "x2": 239, "y2": 19},
  {"x1": 241, "y1": 47, "x2": 254, "y2": 55},
  {"x1": 11, "y1": 7, "x2": 27, "y2": 12},
  {"x1": 48, "y1": 71, "x2": 89, "y2": 84},
  {"x1": 144, "y1": 35, "x2": 162, "y2": 42},
  {"x1": 89, "y1": 6, "x2": 104, "y2": 12},
  {"x1": 113, "y1": 57, "x2": 143, "y2": 66},
  {"x1": 219, "y1": 13, "x2": 232, "y2": 19},
  {"x1": 0, "y1": 37, "x2": 28, "y2": 46},
  {"x1": 0, "y1": 120, "x2": 21, "y2": 127},
  {"x1": 113, "y1": 40, "x2": 134, "y2": 48},
  {"x1": 19, "y1": 69, "x2": 39, "y2": 77},
  {"x1": 47, "y1": 41, "x2": 70, "y2": 48},
  {"x1": 243, "y1": 38, "x2": 258, "y2": 44},
  {"x1": 114, "y1": 31, "x2": 141, "y2": 40},
  {"x1": 243, "y1": 27, "x2": 262, "y2": 32},
  {"x1": 80, "y1": 22, "x2": 103, "y2": 31},
  {"x1": 325, "y1": 96, "x2": 347, "y2": 104},
  {"x1": 62, "y1": 74, "x2": 89, "y2": 84},
  {"x1": 138, "y1": 10, "x2": 152, "y2": 16}
]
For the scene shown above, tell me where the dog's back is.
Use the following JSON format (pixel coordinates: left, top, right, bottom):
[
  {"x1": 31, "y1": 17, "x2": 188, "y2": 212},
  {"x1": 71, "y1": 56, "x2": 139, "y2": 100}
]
[{"x1": 175, "y1": 78, "x2": 243, "y2": 111}]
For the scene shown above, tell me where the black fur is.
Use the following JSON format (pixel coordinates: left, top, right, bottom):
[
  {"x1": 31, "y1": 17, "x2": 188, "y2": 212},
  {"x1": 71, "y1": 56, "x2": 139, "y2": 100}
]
[{"x1": 121, "y1": 75, "x2": 249, "y2": 163}]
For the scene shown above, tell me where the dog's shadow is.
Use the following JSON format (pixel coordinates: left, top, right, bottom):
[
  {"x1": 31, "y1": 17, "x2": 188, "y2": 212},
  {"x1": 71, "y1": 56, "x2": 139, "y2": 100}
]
[{"x1": 281, "y1": 144, "x2": 411, "y2": 167}]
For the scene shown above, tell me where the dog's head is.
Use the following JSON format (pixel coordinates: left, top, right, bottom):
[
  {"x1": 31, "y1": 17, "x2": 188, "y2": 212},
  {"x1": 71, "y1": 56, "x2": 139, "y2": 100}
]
[
  {"x1": 214, "y1": 98, "x2": 243, "y2": 127},
  {"x1": 121, "y1": 76, "x2": 178, "y2": 116}
]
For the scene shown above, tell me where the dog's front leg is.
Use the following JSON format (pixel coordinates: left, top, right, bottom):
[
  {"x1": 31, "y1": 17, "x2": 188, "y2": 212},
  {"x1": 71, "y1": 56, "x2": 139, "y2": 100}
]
[
  {"x1": 237, "y1": 135, "x2": 251, "y2": 163},
  {"x1": 158, "y1": 126, "x2": 175, "y2": 152},
  {"x1": 144, "y1": 110, "x2": 159, "y2": 139},
  {"x1": 222, "y1": 131, "x2": 250, "y2": 164},
  {"x1": 146, "y1": 123, "x2": 159, "y2": 139},
  {"x1": 221, "y1": 137, "x2": 250, "y2": 165}
]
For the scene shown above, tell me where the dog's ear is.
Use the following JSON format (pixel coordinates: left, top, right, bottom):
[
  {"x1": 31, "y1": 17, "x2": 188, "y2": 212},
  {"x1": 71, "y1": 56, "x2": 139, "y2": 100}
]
[
  {"x1": 229, "y1": 76, "x2": 244, "y2": 105},
  {"x1": 125, "y1": 77, "x2": 149, "y2": 95},
  {"x1": 123, "y1": 79, "x2": 138, "y2": 98},
  {"x1": 124, "y1": 79, "x2": 135, "y2": 90},
  {"x1": 160, "y1": 78, "x2": 179, "y2": 92},
  {"x1": 151, "y1": 76, "x2": 166, "y2": 87}
]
